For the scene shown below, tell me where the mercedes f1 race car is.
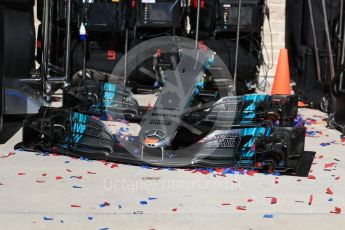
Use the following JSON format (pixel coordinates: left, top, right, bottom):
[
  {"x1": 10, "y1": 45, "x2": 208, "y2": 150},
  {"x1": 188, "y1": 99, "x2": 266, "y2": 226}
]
[{"x1": 17, "y1": 47, "x2": 306, "y2": 172}]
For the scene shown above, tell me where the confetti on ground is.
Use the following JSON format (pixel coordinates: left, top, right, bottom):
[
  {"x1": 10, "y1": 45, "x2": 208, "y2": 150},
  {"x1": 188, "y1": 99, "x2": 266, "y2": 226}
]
[
  {"x1": 307, "y1": 175, "x2": 316, "y2": 180},
  {"x1": 148, "y1": 197, "x2": 157, "y2": 200},
  {"x1": 110, "y1": 163, "x2": 118, "y2": 168},
  {"x1": 326, "y1": 187, "x2": 334, "y2": 195},
  {"x1": 222, "y1": 203, "x2": 231, "y2": 206},
  {"x1": 88, "y1": 217, "x2": 93, "y2": 221},
  {"x1": 43, "y1": 217, "x2": 53, "y2": 221},
  {"x1": 325, "y1": 163, "x2": 337, "y2": 168},
  {"x1": 247, "y1": 199, "x2": 254, "y2": 203},
  {"x1": 70, "y1": 176, "x2": 82, "y2": 180},
  {"x1": 99, "y1": 202, "x2": 111, "y2": 208},
  {"x1": 330, "y1": 207, "x2": 342, "y2": 214},
  {"x1": 17, "y1": 172, "x2": 26, "y2": 176},
  {"x1": 172, "y1": 208, "x2": 178, "y2": 212},
  {"x1": 246, "y1": 170, "x2": 257, "y2": 176},
  {"x1": 263, "y1": 214, "x2": 274, "y2": 218},
  {"x1": 1, "y1": 152, "x2": 15, "y2": 158},
  {"x1": 73, "y1": 185, "x2": 82, "y2": 189},
  {"x1": 309, "y1": 195, "x2": 313, "y2": 205},
  {"x1": 55, "y1": 176, "x2": 63, "y2": 180},
  {"x1": 140, "y1": 201, "x2": 148, "y2": 205},
  {"x1": 271, "y1": 197, "x2": 278, "y2": 204},
  {"x1": 70, "y1": 205, "x2": 81, "y2": 208},
  {"x1": 236, "y1": 206, "x2": 247, "y2": 211},
  {"x1": 36, "y1": 180, "x2": 45, "y2": 183},
  {"x1": 87, "y1": 171, "x2": 96, "y2": 175}
]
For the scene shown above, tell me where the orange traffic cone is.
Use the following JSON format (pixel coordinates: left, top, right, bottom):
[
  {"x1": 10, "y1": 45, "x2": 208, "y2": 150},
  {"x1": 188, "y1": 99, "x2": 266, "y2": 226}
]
[{"x1": 271, "y1": 48, "x2": 291, "y2": 95}]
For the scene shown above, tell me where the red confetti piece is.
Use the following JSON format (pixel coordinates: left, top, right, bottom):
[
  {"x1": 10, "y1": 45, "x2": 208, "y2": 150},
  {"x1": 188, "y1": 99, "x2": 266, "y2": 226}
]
[
  {"x1": 326, "y1": 187, "x2": 334, "y2": 195},
  {"x1": 217, "y1": 174, "x2": 227, "y2": 177},
  {"x1": 172, "y1": 208, "x2": 178, "y2": 212},
  {"x1": 274, "y1": 180, "x2": 279, "y2": 184},
  {"x1": 110, "y1": 163, "x2": 118, "y2": 168},
  {"x1": 215, "y1": 168, "x2": 224, "y2": 173},
  {"x1": 66, "y1": 169, "x2": 72, "y2": 173},
  {"x1": 246, "y1": 170, "x2": 257, "y2": 176},
  {"x1": 335, "y1": 177, "x2": 340, "y2": 180},
  {"x1": 308, "y1": 195, "x2": 313, "y2": 205},
  {"x1": 0, "y1": 182, "x2": 4, "y2": 185},
  {"x1": 247, "y1": 199, "x2": 254, "y2": 203},
  {"x1": 222, "y1": 203, "x2": 231, "y2": 206},
  {"x1": 1, "y1": 152, "x2": 15, "y2": 158},
  {"x1": 324, "y1": 163, "x2": 336, "y2": 168},
  {"x1": 318, "y1": 155, "x2": 324, "y2": 159},
  {"x1": 192, "y1": 169, "x2": 209, "y2": 175},
  {"x1": 307, "y1": 175, "x2": 316, "y2": 180},
  {"x1": 42, "y1": 173, "x2": 47, "y2": 177},
  {"x1": 87, "y1": 171, "x2": 96, "y2": 175},
  {"x1": 236, "y1": 206, "x2": 247, "y2": 211},
  {"x1": 36, "y1": 180, "x2": 45, "y2": 183},
  {"x1": 70, "y1": 205, "x2": 81, "y2": 208},
  {"x1": 55, "y1": 176, "x2": 63, "y2": 180},
  {"x1": 232, "y1": 181, "x2": 238, "y2": 183},
  {"x1": 100, "y1": 160, "x2": 109, "y2": 166},
  {"x1": 330, "y1": 207, "x2": 342, "y2": 214},
  {"x1": 297, "y1": 179, "x2": 302, "y2": 182},
  {"x1": 271, "y1": 197, "x2": 278, "y2": 204},
  {"x1": 17, "y1": 172, "x2": 26, "y2": 176}
]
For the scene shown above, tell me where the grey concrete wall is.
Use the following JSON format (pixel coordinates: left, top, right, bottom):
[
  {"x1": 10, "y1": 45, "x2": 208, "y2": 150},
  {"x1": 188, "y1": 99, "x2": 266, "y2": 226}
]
[{"x1": 261, "y1": 0, "x2": 286, "y2": 77}]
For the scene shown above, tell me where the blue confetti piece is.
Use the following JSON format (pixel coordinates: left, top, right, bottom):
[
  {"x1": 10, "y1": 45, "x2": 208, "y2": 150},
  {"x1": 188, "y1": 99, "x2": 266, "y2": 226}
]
[
  {"x1": 64, "y1": 161, "x2": 70, "y2": 164},
  {"x1": 141, "y1": 165, "x2": 151, "y2": 169},
  {"x1": 73, "y1": 185, "x2": 82, "y2": 189},
  {"x1": 328, "y1": 198, "x2": 333, "y2": 202},
  {"x1": 139, "y1": 201, "x2": 148, "y2": 205},
  {"x1": 148, "y1": 197, "x2": 157, "y2": 201},
  {"x1": 79, "y1": 157, "x2": 91, "y2": 161},
  {"x1": 273, "y1": 171, "x2": 281, "y2": 176},
  {"x1": 118, "y1": 204, "x2": 122, "y2": 209},
  {"x1": 263, "y1": 214, "x2": 274, "y2": 218},
  {"x1": 43, "y1": 216, "x2": 54, "y2": 221},
  {"x1": 222, "y1": 168, "x2": 234, "y2": 175},
  {"x1": 99, "y1": 228, "x2": 109, "y2": 230},
  {"x1": 88, "y1": 217, "x2": 93, "y2": 221},
  {"x1": 60, "y1": 220, "x2": 64, "y2": 224}
]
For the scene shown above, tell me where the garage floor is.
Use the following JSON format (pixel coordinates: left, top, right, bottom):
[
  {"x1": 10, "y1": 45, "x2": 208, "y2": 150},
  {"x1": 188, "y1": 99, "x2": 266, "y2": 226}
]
[{"x1": 0, "y1": 108, "x2": 344, "y2": 229}]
